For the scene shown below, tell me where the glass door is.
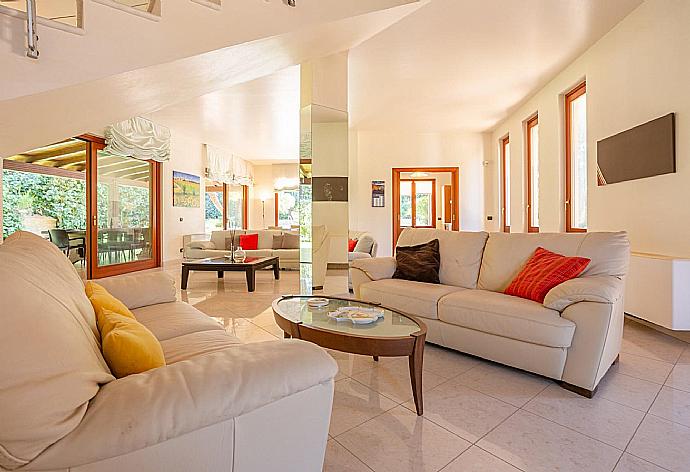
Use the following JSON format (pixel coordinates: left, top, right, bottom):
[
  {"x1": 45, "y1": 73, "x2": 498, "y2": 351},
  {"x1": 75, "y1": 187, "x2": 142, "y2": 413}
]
[{"x1": 88, "y1": 140, "x2": 161, "y2": 278}]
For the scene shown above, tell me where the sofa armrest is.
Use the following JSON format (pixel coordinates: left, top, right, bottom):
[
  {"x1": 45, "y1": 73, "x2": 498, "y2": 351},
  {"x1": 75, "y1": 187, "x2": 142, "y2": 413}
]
[
  {"x1": 28, "y1": 340, "x2": 337, "y2": 470},
  {"x1": 186, "y1": 240, "x2": 216, "y2": 250},
  {"x1": 95, "y1": 272, "x2": 177, "y2": 309},
  {"x1": 543, "y1": 276, "x2": 623, "y2": 312},
  {"x1": 351, "y1": 257, "x2": 396, "y2": 281}
]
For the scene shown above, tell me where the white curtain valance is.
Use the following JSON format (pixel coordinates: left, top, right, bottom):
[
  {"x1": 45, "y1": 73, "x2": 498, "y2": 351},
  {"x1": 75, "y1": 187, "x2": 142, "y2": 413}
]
[
  {"x1": 104, "y1": 117, "x2": 171, "y2": 162},
  {"x1": 204, "y1": 144, "x2": 254, "y2": 186}
]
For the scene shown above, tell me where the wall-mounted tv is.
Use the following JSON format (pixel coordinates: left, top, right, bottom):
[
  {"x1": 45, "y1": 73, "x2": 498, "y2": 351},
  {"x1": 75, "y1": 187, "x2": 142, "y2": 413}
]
[{"x1": 597, "y1": 113, "x2": 675, "y2": 186}]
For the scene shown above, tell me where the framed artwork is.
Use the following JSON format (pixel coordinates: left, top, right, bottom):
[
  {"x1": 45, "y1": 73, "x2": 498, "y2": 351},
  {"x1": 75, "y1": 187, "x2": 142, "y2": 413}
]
[
  {"x1": 372, "y1": 180, "x2": 385, "y2": 207},
  {"x1": 172, "y1": 171, "x2": 200, "y2": 208}
]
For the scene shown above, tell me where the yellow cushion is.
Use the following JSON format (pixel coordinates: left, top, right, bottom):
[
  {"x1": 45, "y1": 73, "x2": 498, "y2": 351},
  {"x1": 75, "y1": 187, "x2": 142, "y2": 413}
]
[
  {"x1": 85, "y1": 281, "x2": 136, "y2": 320},
  {"x1": 98, "y1": 308, "x2": 165, "y2": 378}
]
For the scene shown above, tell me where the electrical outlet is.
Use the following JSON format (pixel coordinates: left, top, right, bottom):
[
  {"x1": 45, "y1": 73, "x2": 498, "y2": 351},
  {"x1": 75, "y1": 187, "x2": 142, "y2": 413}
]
[{"x1": 487, "y1": 216, "x2": 493, "y2": 221}]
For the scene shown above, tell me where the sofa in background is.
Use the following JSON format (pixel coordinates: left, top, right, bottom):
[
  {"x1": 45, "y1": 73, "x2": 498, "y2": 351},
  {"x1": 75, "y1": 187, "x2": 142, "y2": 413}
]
[
  {"x1": 351, "y1": 228, "x2": 630, "y2": 396},
  {"x1": 348, "y1": 230, "x2": 378, "y2": 290},
  {"x1": 0, "y1": 231, "x2": 336, "y2": 472},
  {"x1": 183, "y1": 229, "x2": 300, "y2": 270}
]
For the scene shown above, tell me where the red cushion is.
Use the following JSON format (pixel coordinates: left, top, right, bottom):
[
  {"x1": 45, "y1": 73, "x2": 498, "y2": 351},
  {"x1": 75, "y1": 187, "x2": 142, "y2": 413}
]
[
  {"x1": 239, "y1": 233, "x2": 259, "y2": 250},
  {"x1": 504, "y1": 247, "x2": 591, "y2": 303},
  {"x1": 348, "y1": 239, "x2": 358, "y2": 252}
]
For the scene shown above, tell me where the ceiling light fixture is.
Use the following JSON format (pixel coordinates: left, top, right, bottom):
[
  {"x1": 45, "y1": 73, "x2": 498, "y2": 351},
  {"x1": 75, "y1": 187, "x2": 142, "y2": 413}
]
[
  {"x1": 410, "y1": 171, "x2": 429, "y2": 179},
  {"x1": 283, "y1": 0, "x2": 296, "y2": 7}
]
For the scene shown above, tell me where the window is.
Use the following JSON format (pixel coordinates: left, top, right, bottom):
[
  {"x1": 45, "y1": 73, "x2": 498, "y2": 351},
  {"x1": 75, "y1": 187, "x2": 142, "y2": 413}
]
[
  {"x1": 276, "y1": 189, "x2": 299, "y2": 229},
  {"x1": 204, "y1": 181, "x2": 224, "y2": 233},
  {"x1": 526, "y1": 115, "x2": 539, "y2": 232},
  {"x1": 565, "y1": 82, "x2": 587, "y2": 232},
  {"x1": 501, "y1": 136, "x2": 510, "y2": 232},
  {"x1": 0, "y1": 0, "x2": 83, "y2": 28},
  {"x1": 225, "y1": 184, "x2": 247, "y2": 229},
  {"x1": 399, "y1": 179, "x2": 436, "y2": 229}
]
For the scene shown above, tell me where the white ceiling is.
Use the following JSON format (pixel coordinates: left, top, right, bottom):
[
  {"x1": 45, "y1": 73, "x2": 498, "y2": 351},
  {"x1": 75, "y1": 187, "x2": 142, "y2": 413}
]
[
  {"x1": 143, "y1": 0, "x2": 643, "y2": 163},
  {"x1": 348, "y1": 0, "x2": 643, "y2": 133},
  {"x1": 146, "y1": 66, "x2": 301, "y2": 163}
]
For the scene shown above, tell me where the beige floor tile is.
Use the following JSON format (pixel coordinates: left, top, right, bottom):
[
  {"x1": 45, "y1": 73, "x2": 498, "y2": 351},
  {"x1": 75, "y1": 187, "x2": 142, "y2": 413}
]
[
  {"x1": 622, "y1": 322, "x2": 686, "y2": 364},
  {"x1": 649, "y1": 386, "x2": 690, "y2": 428},
  {"x1": 422, "y1": 344, "x2": 482, "y2": 379},
  {"x1": 328, "y1": 350, "x2": 387, "y2": 377},
  {"x1": 665, "y1": 364, "x2": 690, "y2": 393},
  {"x1": 524, "y1": 384, "x2": 645, "y2": 449},
  {"x1": 337, "y1": 406, "x2": 470, "y2": 472},
  {"x1": 627, "y1": 415, "x2": 690, "y2": 472},
  {"x1": 402, "y1": 381, "x2": 516, "y2": 443},
  {"x1": 330, "y1": 378, "x2": 399, "y2": 437},
  {"x1": 352, "y1": 361, "x2": 447, "y2": 404},
  {"x1": 454, "y1": 363, "x2": 549, "y2": 407},
  {"x1": 440, "y1": 446, "x2": 521, "y2": 472},
  {"x1": 478, "y1": 410, "x2": 622, "y2": 472},
  {"x1": 597, "y1": 372, "x2": 663, "y2": 412},
  {"x1": 324, "y1": 440, "x2": 373, "y2": 472},
  {"x1": 611, "y1": 353, "x2": 674, "y2": 385},
  {"x1": 676, "y1": 347, "x2": 690, "y2": 364},
  {"x1": 614, "y1": 453, "x2": 668, "y2": 472},
  {"x1": 227, "y1": 323, "x2": 278, "y2": 343}
]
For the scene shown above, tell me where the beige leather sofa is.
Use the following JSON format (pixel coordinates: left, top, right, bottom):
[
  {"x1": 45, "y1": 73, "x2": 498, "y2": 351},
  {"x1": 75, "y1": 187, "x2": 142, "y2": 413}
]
[
  {"x1": 351, "y1": 228, "x2": 630, "y2": 396},
  {"x1": 183, "y1": 229, "x2": 300, "y2": 270},
  {"x1": 0, "y1": 231, "x2": 336, "y2": 472}
]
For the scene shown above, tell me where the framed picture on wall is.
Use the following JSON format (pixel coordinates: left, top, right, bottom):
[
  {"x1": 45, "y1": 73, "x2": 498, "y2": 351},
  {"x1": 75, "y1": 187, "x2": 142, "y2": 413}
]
[
  {"x1": 172, "y1": 171, "x2": 201, "y2": 208},
  {"x1": 372, "y1": 180, "x2": 385, "y2": 207}
]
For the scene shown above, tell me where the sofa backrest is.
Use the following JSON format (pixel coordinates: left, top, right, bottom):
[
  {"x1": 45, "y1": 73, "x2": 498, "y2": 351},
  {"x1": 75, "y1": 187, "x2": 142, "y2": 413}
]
[
  {"x1": 210, "y1": 229, "x2": 286, "y2": 250},
  {"x1": 0, "y1": 232, "x2": 114, "y2": 468},
  {"x1": 396, "y1": 228, "x2": 488, "y2": 289},
  {"x1": 477, "y1": 231, "x2": 630, "y2": 292}
]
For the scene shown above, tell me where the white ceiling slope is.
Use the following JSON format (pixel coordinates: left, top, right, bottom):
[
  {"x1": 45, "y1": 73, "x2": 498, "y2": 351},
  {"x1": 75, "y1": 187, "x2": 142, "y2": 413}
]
[
  {"x1": 0, "y1": 0, "x2": 417, "y2": 101},
  {"x1": 145, "y1": 66, "x2": 301, "y2": 163},
  {"x1": 349, "y1": 0, "x2": 643, "y2": 133},
  {"x1": 0, "y1": 3, "x2": 422, "y2": 157}
]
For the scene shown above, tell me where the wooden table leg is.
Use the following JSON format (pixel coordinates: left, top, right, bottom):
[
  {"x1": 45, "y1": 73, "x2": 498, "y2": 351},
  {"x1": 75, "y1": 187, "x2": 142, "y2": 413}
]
[
  {"x1": 181, "y1": 266, "x2": 189, "y2": 290},
  {"x1": 373, "y1": 356, "x2": 379, "y2": 362},
  {"x1": 284, "y1": 332, "x2": 291, "y2": 339},
  {"x1": 409, "y1": 332, "x2": 426, "y2": 416},
  {"x1": 217, "y1": 270, "x2": 223, "y2": 279},
  {"x1": 246, "y1": 268, "x2": 256, "y2": 292},
  {"x1": 273, "y1": 262, "x2": 280, "y2": 280}
]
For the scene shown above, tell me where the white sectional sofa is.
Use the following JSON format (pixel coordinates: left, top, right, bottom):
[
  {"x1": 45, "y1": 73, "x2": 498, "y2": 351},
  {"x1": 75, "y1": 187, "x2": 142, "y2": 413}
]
[
  {"x1": 183, "y1": 229, "x2": 300, "y2": 270},
  {"x1": 351, "y1": 228, "x2": 630, "y2": 396},
  {"x1": 0, "y1": 232, "x2": 336, "y2": 472}
]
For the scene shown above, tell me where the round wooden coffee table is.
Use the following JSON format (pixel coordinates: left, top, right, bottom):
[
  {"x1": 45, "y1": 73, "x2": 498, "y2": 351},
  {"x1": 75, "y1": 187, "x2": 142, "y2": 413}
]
[{"x1": 272, "y1": 295, "x2": 427, "y2": 415}]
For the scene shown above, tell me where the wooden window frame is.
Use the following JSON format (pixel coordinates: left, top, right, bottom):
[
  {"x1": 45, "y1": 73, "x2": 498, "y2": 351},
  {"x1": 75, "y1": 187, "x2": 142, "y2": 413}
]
[
  {"x1": 399, "y1": 179, "x2": 437, "y2": 230},
  {"x1": 221, "y1": 184, "x2": 248, "y2": 230},
  {"x1": 392, "y1": 167, "x2": 459, "y2": 251},
  {"x1": 526, "y1": 115, "x2": 539, "y2": 233},
  {"x1": 205, "y1": 182, "x2": 227, "y2": 230},
  {"x1": 82, "y1": 134, "x2": 162, "y2": 279},
  {"x1": 565, "y1": 81, "x2": 587, "y2": 233},
  {"x1": 501, "y1": 136, "x2": 510, "y2": 233},
  {"x1": 274, "y1": 192, "x2": 279, "y2": 227}
]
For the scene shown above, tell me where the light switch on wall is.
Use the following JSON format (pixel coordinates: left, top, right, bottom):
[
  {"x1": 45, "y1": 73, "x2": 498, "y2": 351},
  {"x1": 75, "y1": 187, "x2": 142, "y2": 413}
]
[{"x1": 179, "y1": 217, "x2": 184, "y2": 222}]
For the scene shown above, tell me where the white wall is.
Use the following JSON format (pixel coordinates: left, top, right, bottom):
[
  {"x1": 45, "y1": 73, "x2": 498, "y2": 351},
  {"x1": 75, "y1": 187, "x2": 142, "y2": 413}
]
[
  {"x1": 161, "y1": 130, "x2": 206, "y2": 263},
  {"x1": 489, "y1": 0, "x2": 690, "y2": 257},
  {"x1": 349, "y1": 130, "x2": 487, "y2": 256}
]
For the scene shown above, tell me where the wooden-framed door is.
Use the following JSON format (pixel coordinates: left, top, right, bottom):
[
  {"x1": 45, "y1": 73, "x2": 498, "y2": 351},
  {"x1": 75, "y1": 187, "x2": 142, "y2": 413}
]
[
  {"x1": 81, "y1": 135, "x2": 162, "y2": 279},
  {"x1": 392, "y1": 167, "x2": 459, "y2": 250}
]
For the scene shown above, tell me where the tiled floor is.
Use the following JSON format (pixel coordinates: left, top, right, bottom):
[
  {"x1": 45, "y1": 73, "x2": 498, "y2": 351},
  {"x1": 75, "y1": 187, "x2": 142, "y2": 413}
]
[{"x1": 168, "y1": 263, "x2": 690, "y2": 472}]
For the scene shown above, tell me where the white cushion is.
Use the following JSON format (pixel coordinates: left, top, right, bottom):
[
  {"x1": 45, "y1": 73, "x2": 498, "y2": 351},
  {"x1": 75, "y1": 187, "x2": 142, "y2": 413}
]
[
  {"x1": 353, "y1": 234, "x2": 375, "y2": 254},
  {"x1": 360, "y1": 279, "x2": 464, "y2": 320},
  {"x1": 438, "y1": 290, "x2": 576, "y2": 348},
  {"x1": 477, "y1": 231, "x2": 629, "y2": 292},
  {"x1": 132, "y1": 302, "x2": 225, "y2": 342},
  {"x1": 396, "y1": 229, "x2": 488, "y2": 289},
  {"x1": 160, "y1": 330, "x2": 242, "y2": 364},
  {"x1": 0, "y1": 232, "x2": 114, "y2": 469}
]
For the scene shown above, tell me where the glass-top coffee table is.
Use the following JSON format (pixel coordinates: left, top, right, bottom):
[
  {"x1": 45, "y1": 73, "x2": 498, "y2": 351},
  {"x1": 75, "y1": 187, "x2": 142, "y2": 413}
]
[{"x1": 272, "y1": 295, "x2": 427, "y2": 415}]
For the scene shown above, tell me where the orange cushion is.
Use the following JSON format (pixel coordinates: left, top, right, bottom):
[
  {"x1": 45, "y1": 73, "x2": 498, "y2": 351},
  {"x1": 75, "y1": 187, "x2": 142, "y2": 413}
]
[
  {"x1": 239, "y1": 233, "x2": 258, "y2": 250},
  {"x1": 504, "y1": 247, "x2": 590, "y2": 303}
]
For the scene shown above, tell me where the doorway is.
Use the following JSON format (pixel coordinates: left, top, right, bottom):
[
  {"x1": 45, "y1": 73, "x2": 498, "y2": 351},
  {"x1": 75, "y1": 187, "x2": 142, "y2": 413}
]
[{"x1": 392, "y1": 167, "x2": 459, "y2": 249}]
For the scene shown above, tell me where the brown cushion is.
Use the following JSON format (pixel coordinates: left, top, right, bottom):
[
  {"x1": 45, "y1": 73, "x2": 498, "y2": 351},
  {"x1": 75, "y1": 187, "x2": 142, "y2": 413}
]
[
  {"x1": 272, "y1": 234, "x2": 284, "y2": 249},
  {"x1": 224, "y1": 235, "x2": 240, "y2": 250},
  {"x1": 282, "y1": 232, "x2": 300, "y2": 249},
  {"x1": 393, "y1": 239, "x2": 441, "y2": 284}
]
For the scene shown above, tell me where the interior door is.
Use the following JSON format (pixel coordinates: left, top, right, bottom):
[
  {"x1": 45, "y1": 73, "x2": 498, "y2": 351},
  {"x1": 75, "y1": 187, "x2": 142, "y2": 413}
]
[
  {"x1": 396, "y1": 179, "x2": 436, "y2": 241},
  {"x1": 88, "y1": 140, "x2": 161, "y2": 278}
]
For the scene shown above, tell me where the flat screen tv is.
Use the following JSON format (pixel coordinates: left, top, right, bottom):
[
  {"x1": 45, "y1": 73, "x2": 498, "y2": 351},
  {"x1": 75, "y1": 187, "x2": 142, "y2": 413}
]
[{"x1": 597, "y1": 113, "x2": 675, "y2": 186}]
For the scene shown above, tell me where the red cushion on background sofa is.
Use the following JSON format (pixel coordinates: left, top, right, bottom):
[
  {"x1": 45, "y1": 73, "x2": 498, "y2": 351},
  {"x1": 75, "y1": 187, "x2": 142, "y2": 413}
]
[
  {"x1": 348, "y1": 239, "x2": 358, "y2": 252},
  {"x1": 504, "y1": 247, "x2": 591, "y2": 303},
  {"x1": 239, "y1": 233, "x2": 258, "y2": 250}
]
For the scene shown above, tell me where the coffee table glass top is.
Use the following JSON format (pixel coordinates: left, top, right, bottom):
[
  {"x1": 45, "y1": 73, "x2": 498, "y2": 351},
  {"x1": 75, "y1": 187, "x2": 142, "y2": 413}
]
[
  {"x1": 182, "y1": 256, "x2": 273, "y2": 265},
  {"x1": 274, "y1": 296, "x2": 421, "y2": 338}
]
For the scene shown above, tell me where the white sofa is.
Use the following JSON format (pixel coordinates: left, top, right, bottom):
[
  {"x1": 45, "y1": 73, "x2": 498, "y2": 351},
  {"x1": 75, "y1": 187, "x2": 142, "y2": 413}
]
[
  {"x1": 347, "y1": 230, "x2": 378, "y2": 290},
  {"x1": 183, "y1": 229, "x2": 300, "y2": 270},
  {"x1": 351, "y1": 228, "x2": 630, "y2": 396},
  {"x1": 0, "y1": 231, "x2": 336, "y2": 472}
]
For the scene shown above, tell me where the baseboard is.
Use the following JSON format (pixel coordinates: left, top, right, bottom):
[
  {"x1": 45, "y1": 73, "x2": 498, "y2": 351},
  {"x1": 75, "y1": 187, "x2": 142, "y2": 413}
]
[{"x1": 327, "y1": 263, "x2": 349, "y2": 270}]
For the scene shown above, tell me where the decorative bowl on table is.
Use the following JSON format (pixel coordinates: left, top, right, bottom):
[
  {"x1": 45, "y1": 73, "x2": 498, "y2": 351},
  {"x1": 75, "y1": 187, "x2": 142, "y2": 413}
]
[{"x1": 327, "y1": 306, "x2": 385, "y2": 324}]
